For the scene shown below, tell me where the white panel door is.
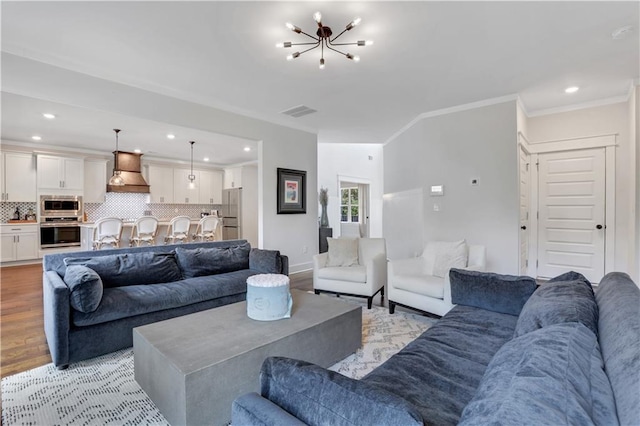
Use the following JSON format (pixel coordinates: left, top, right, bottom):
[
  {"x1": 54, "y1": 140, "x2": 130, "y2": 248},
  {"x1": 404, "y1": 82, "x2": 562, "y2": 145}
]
[
  {"x1": 537, "y1": 148, "x2": 605, "y2": 282},
  {"x1": 519, "y1": 147, "x2": 530, "y2": 275}
]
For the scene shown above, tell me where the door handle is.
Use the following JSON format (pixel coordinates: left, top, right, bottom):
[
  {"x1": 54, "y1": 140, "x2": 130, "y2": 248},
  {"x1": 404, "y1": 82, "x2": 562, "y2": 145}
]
[
  {"x1": 596, "y1": 224, "x2": 603, "y2": 230},
  {"x1": 521, "y1": 226, "x2": 527, "y2": 230}
]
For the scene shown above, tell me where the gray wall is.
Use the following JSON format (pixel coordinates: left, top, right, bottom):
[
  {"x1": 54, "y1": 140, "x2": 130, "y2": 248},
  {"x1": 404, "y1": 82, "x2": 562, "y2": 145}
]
[{"x1": 384, "y1": 100, "x2": 519, "y2": 274}]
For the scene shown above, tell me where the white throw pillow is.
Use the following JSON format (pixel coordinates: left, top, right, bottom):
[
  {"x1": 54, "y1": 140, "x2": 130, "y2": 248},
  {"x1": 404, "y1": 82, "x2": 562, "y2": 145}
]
[
  {"x1": 431, "y1": 240, "x2": 468, "y2": 278},
  {"x1": 326, "y1": 238, "x2": 359, "y2": 267}
]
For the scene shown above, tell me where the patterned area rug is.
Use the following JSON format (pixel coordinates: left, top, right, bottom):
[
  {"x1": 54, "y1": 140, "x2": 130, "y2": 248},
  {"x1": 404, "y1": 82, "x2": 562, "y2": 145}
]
[{"x1": 2, "y1": 301, "x2": 435, "y2": 425}]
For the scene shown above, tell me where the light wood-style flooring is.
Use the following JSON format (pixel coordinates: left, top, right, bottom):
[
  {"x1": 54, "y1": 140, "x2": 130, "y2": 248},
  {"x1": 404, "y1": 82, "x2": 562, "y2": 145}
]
[{"x1": 0, "y1": 263, "x2": 313, "y2": 378}]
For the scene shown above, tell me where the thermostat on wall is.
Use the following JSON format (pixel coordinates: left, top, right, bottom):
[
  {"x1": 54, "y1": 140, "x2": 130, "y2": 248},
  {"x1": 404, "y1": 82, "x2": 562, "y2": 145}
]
[{"x1": 430, "y1": 185, "x2": 444, "y2": 196}]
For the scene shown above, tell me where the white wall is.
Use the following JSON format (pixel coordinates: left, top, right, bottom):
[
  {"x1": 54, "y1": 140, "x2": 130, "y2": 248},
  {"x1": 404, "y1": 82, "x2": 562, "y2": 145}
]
[
  {"x1": 317, "y1": 144, "x2": 384, "y2": 241},
  {"x1": 384, "y1": 100, "x2": 520, "y2": 274},
  {"x1": 527, "y1": 101, "x2": 635, "y2": 275},
  {"x1": 3, "y1": 53, "x2": 318, "y2": 272},
  {"x1": 241, "y1": 165, "x2": 258, "y2": 248},
  {"x1": 635, "y1": 85, "x2": 640, "y2": 283}
]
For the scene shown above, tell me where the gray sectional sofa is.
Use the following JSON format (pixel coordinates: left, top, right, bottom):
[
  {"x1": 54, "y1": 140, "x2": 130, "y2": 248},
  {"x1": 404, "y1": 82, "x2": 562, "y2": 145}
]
[
  {"x1": 43, "y1": 240, "x2": 288, "y2": 369},
  {"x1": 232, "y1": 270, "x2": 640, "y2": 425}
]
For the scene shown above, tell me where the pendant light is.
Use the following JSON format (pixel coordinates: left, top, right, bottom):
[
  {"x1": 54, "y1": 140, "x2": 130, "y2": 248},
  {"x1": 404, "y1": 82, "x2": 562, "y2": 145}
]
[
  {"x1": 188, "y1": 141, "x2": 196, "y2": 189},
  {"x1": 108, "y1": 129, "x2": 125, "y2": 186}
]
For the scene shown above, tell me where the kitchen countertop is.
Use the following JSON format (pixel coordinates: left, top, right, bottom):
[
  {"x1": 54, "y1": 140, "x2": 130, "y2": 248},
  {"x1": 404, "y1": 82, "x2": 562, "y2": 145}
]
[{"x1": 79, "y1": 218, "x2": 213, "y2": 227}]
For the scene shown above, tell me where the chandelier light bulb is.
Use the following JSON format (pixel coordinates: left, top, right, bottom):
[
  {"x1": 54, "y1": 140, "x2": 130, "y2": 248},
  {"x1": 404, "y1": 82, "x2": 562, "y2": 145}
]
[
  {"x1": 365, "y1": 40, "x2": 374, "y2": 46},
  {"x1": 319, "y1": 58, "x2": 325, "y2": 69},
  {"x1": 565, "y1": 86, "x2": 579, "y2": 94},
  {"x1": 275, "y1": 42, "x2": 284, "y2": 48},
  {"x1": 285, "y1": 22, "x2": 295, "y2": 30},
  {"x1": 313, "y1": 11, "x2": 322, "y2": 24},
  {"x1": 286, "y1": 52, "x2": 301, "y2": 61},
  {"x1": 353, "y1": 55, "x2": 360, "y2": 62}
]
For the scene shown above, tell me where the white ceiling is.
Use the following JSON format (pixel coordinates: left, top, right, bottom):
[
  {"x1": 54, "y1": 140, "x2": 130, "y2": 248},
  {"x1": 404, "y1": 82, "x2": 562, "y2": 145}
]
[{"x1": 1, "y1": 1, "x2": 638, "y2": 163}]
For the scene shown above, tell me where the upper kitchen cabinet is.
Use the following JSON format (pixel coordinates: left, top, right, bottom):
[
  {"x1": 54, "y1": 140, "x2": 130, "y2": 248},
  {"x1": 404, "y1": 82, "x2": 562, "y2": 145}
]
[
  {"x1": 84, "y1": 159, "x2": 108, "y2": 203},
  {"x1": 199, "y1": 170, "x2": 223, "y2": 204},
  {"x1": 173, "y1": 168, "x2": 200, "y2": 204},
  {"x1": 0, "y1": 152, "x2": 37, "y2": 202},
  {"x1": 224, "y1": 167, "x2": 242, "y2": 189},
  {"x1": 37, "y1": 155, "x2": 84, "y2": 193},
  {"x1": 147, "y1": 164, "x2": 174, "y2": 203}
]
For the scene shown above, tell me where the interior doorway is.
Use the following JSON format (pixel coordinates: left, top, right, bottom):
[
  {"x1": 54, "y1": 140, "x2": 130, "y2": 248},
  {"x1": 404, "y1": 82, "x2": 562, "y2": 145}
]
[
  {"x1": 338, "y1": 178, "x2": 371, "y2": 238},
  {"x1": 519, "y1": 145, "x2": 531, "y2": 275}
]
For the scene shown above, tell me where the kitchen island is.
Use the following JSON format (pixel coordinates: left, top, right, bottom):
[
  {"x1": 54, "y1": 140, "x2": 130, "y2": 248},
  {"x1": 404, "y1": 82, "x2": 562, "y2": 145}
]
[{"x1": 79, "y1": 218, "x2": 223, "y2": 250}]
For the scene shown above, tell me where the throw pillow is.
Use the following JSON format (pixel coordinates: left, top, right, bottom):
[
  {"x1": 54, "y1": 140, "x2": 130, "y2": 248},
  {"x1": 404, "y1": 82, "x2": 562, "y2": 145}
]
[
  {"x1": 514, "y1": 272, "x2": 598, "y2": 338},
  {"x1": 326, "y1": 238, "x2": 359, "y2": 267},
  {"x1": 64, "y1": 252, "x2": 182, "y2": 288},
  {"x1": 261, "y1": 357, "x2": 423, "y2": 426},
  {"x1": 175, "y1": 242, "x2": 251, "y2": 278},
  {"x1": 249, "y1": 248, "x2": 282, "y2": 274},
  {"x1": 63, "y1": 265, "x2": 103, "y2": 313},
  {"x1": 450, "y1": 269, "x2": 537, "y2": 316},
  {"x1": 459, "y1": 323, "x2": 618, "y2": 426},
  {"x1": 431, "y1": 240, "x2": 468, "y2": 278}
]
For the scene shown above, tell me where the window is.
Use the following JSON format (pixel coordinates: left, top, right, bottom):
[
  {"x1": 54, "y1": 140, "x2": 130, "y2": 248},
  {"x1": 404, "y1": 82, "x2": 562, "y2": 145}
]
[{"x1": 341, "y1": 187, "x2": 359, "y2": 223}]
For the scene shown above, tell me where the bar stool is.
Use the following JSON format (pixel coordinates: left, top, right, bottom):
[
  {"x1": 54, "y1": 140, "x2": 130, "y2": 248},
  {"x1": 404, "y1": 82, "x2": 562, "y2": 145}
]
[
  {"x1": 129, "y1": 216, "x2": 159, "y2": 247},
  {"x1": 164, "y1": 216, "x2": 192, "y2": 244},
  {"x1": 193, "y1": 216, "x2": 220, "y2": 242},
  {"x1": 92, "y1": 217, "x2": 123, "y2": 250}
]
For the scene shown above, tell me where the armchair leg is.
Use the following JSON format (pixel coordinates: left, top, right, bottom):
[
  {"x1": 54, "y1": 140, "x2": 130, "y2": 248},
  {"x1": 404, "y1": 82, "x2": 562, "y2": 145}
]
[
  {"x1": 367, "y1": 297, "x2": 373, "y2": 309},
  {"x1": 380, "y1": 287, "x2": 385, "y2": 307},
  {"x1": 389, "y1": 300, "x2": 396, "y2": 314},
  {"x1": 314, "y1": 290, "x2": 320, "y2": 295}
]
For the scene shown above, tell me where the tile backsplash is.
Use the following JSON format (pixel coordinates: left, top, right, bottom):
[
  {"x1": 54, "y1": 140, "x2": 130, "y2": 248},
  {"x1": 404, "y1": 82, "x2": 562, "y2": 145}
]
[
  {"x1": 1, "y1": 202, "x2": 37, "y2": 222},
  {"x1": 84, "y1": 192, "x2": 221, "y2": 222}
]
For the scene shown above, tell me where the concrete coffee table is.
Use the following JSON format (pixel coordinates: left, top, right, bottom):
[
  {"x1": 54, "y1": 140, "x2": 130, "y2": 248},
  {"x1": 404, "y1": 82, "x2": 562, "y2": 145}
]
[{"x1": 133, "y1": 289, "x2": 362, "y2": 426}]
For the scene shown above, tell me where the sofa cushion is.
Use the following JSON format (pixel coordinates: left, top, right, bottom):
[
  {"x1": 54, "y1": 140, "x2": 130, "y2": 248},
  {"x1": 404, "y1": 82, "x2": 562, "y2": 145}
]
[
  {"x1": 72, "y1": 269, "x2": 255, "y2": 327},
  {"x1": 326, "y1": 238, "x2": 359, "y2": 267},
  {"x1": 317, "y1": 265, "x2": 366, "y2": 283},
  {"x1": 64, "y1": 265, "x2": 103, "y2": 313},
  {"x1": 249, "y1": 248, "x2": 282, "y2": 274},
  {"x1": 450, "y1": 269, "x2": 536, "y2": 316},
  {"x1": 363, "y1": 305, "x2": 519, "y2": 425},
  {"x1": 514, "y1": 271, "x2": 598, "y2": 338},
  {"x1": 392, "y1": 274, "x2": 444, "y2": 299},
  {"x1": 175, "y1": 242, "x2": 251, "y2": 278},
  {"x1": 64, "y1": 252, "x2": 182, "y2": 288},
  {"x1": 459, "y1": 322, "x2": 619, "y2": 426},
  {"x1": 260, "y1": 357, "x2": 423, "y2": 426}
]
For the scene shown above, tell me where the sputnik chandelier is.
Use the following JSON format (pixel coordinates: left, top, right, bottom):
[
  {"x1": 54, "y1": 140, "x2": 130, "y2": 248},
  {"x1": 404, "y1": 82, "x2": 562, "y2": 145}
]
[{"x1": 277, "y1": 11, "x2": 373, "y2": 69}]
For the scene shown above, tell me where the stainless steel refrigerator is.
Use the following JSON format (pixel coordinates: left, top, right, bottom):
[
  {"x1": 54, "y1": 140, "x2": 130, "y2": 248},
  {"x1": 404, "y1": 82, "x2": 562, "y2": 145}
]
[{"x1": 222, "y1": 188, "x2": 242, "y2": 240}]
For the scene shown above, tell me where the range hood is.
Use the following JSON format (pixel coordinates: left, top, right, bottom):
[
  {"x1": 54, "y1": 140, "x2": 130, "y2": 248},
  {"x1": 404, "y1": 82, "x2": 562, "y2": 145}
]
[{"x1": 106, "y1": 151, "x2": 150, "y2": 193}]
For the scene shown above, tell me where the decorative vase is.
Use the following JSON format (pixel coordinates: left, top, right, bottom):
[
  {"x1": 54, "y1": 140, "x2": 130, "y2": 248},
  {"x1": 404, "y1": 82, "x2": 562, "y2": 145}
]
[{"x1": 320, "y1": 204, "x2": 329, "y2": 228}]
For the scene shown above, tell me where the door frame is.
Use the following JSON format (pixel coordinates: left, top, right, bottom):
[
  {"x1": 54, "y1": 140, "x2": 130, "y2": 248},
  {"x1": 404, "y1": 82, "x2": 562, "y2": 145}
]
[
  {"x1": 519, "y1": 132, "x2": 617, "y2": 279},
  {"x1": 517, "y1": 139, "x2": 532, "y2": 275},
  {"x1": 337, "y1": 175, "x2": 371, "y2": 237}
]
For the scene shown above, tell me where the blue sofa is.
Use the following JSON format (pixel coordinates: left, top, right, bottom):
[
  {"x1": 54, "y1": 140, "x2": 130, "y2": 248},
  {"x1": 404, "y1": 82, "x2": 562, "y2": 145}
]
[
  {"x1": 232, "y1": 271, "x2": 639, "y2": 425},
  {"x1": 43, "y1": 240, "x2": 288, "y2": 369}
]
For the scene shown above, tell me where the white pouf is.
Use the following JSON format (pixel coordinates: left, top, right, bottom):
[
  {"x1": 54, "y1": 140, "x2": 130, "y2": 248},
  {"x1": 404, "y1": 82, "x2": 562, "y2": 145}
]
[{"x1": 246, "y1": 274, "x2": 292, "y2": 321}]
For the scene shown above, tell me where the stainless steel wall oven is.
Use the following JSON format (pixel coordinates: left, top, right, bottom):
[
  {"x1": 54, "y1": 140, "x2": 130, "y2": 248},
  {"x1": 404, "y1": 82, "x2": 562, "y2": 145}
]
[{"x1": 40, "y1": 195, "x2": 83, "y2": 248}]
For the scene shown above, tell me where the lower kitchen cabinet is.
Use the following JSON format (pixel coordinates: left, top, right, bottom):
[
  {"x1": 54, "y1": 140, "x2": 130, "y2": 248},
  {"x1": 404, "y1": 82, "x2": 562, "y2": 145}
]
[{"x1": 0, "y1": 224, "x2": 38, "y2": 262}]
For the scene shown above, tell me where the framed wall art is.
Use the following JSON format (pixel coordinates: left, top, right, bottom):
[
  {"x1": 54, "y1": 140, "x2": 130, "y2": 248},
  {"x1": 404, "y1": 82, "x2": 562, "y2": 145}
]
[{"x1": 277, "y1": 168, "x2": 306, "y2": 214}]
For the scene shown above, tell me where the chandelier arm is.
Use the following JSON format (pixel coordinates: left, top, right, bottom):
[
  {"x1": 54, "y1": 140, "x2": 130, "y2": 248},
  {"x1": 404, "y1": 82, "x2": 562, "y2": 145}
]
[
  {"x1": 330, "y1": 28, "x2": 349, "y2": 43},
  {"x1": 296, "y1": 42, "x2": 322, "y2": 57},
  {"x1": 299, "y1": 30, "x2": 320, "y2": 41},
  {"x1": 289, "y1": 42, "x2": 320, "y2": 46},
  {"x1": 325, "y1": 44, "x2": 349, "y2": 57},
  {"x1": 328, "y1": 41, "x2": 359, "y2": 46}
]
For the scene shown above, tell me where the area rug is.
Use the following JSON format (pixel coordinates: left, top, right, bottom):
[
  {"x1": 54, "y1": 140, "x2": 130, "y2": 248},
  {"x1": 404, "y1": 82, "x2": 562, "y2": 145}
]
[{"x1": 2, "y1": 302, "x2": 435, "y2": 425}]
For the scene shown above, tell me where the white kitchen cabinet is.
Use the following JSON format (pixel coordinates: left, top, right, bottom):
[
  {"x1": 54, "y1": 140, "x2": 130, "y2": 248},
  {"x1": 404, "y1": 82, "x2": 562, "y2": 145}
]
[
  {"x1": 0, "y1": 224, "x2": 38, "y2": 262},
  {"x1": 84, "y1": 160, "x2": 108, "y2": 203},
  {"x1": 37, "y1": 155, "x2": 84, "y2": 192},
  {"x1": 147, "y1": 165, "x2": 174, "y2": 203},
  {"x1": 199, "y1": 170, "x2": 223, "y2": 204},
  {"x1": 224, "y1": 167, "x2": 242, "y2": 189},
  {"x1": 0, "y1": 152, "x2": 37, "y2": 202},
  {"x1": 173, "y1": 169, "x2": 200, "y2": 204}
]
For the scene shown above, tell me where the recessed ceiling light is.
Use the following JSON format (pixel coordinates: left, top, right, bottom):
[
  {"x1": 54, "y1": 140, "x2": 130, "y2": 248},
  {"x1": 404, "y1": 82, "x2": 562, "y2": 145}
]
[
  {"x1": 167, "y1": 134, "x2": 176, "y2": 139},
  {"x1": 42, "y1": 113, "x2": 56, "y2": 119},
  {"x1": 134, "y1": 149, "x2": 142, "y2": 153},
  {"x1": 565, "y1": 86, "x2": 579, "y2": 94},
  {"x1": 203, "y1": 157, "x2": 210, "y2": 162},
  {"x1": 31, "y1": 135, "x2": 42, "y2": 141},
  {"x1": 244, "y1": 147, "x2": 251, "y2": 152}
]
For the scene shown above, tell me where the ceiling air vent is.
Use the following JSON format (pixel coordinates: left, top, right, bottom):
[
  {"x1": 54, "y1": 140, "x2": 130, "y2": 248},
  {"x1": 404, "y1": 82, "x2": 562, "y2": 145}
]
[{"x1": 280, "y1": 105, "x2": 317, "y2": 118}]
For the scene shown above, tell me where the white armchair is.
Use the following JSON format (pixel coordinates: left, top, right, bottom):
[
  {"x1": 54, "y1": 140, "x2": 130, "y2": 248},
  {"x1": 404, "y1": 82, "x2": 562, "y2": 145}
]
[
  {"x1": 388, "y1": 241, "x2": 486, "y2": 317},
  {"x1": 313, "y1": 238, "x2": 387, "y2": 309}
]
